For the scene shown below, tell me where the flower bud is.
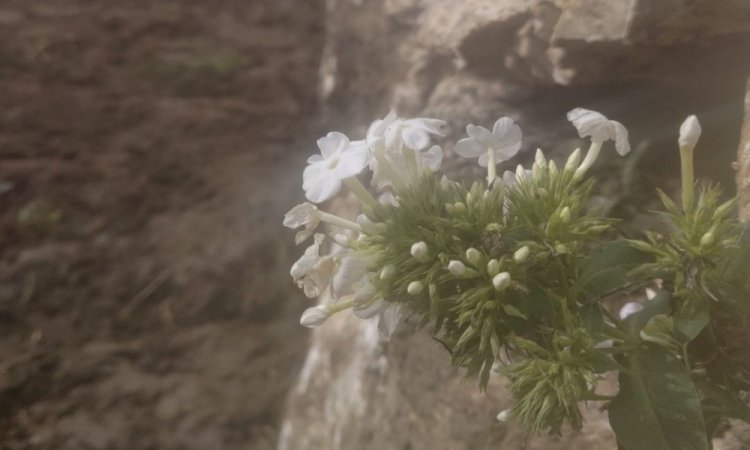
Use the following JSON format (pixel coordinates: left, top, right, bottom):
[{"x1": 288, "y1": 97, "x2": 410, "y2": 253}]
[
  {"x1": 515, "y1": 164, "x2": 527, "y2": 183},
  {"x1": 487, "y1": 259, "x2": 500, "y2": 276},
  {"x1": 445, "y1": 203, "x2": 455, "y2": 214},
  {"x1": 492, "y1": 272, "x2": 511, "y2": 291},
  {"x1": 560, "y1": 206, "x2": 571, "y2": 223},
  {"x1": 453, "y1": 202, "x2": 466, "y2": 213},
  {"x1": 411, "y1": 241, "x2": 428, "y2": 261},
  {"x1": 535, "y1": 148, "x2": 547, "y2": 167},
  {"x1": 380, "y1": 265, "x2": 396, "y2": 280},
  {"x1": 514, "y1": 246, "x2": 530, "y2": 263},
  {"x1": 679, "y1": 115, "x2": 701, "y2": 151},
  {"x1": 407, "y1": 280, "x2": 424, "y2": 295},
  {"x1": 565, "y1": 148, "x2": 582, "y2": 171},
  {"x1": 448, "y1": 260, "x2": 467, "y2": 276},
  {"x1": 700, "y1": 229, "x2": 715, "y2": 247},
  {"x1": 496, "y1": 409, "x2": 511, "y2": 422},
  {"x1": 466, "y1": 192, "x2": 473, "y2": 204},
  {"x1": 300, "y1": 305, "x2": 331, "y2": 328},
  {"x1": 548, "y1": 160, "x2": 559, "y2": 178},
  {"x1": 466, "y1": 248, "x2": 482, "y2": 265}
]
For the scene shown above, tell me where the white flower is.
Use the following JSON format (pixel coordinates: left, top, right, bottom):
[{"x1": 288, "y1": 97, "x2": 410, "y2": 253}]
[
  {"x1": 331, "y1": 255, "x2": 368, "y2": 299},
  {"x1": 300, "y1": 305, "x2": 331, "y2": 328},
  {"x1": 454, "y1": 117, "x2": 522, "y2": 168},
  {"x1": 351, "y1": 278, "x2": 402, "y2": 340},
  {"x1": 679, "y1": 115, "x2": 701, "y2": 150},
  {"x1": 368, "y1": 111, "x2": 446, "y2": 152},
  {"x1": 619, "y1": 302, "x2": 644, "y2": 320},
  {"x1": 496, "y1": 410, "x2": 512, "y2": 422},
  {"x1": 566, "y1": 108, "x2": 630, "y2": 156},
  {"x1": 283, "y1": 202, "x2": 320, "y2": 245},
  {"x1": 290, "y1": 234, "x2": 336, "y2": 298},
  {"x1": 465, "y1": 248, "x2": 482, "y2": 265},
  {"x1": 303, "y1": 132, "x2": 369, "y2": 203}
]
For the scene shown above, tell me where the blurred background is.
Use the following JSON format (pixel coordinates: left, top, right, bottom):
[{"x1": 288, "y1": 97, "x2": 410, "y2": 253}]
[
  {"x1": 0, "y1": 1, "x2": 323, "y2": 448},
  {"x1": 2, "y1": 1, "x2": 750, "y2": 449}
]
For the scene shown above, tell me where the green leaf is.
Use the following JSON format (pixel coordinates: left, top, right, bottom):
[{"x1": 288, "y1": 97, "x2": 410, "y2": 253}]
[
  {"x1": 673, "y1": 295, "x2": 709, "y2": 343},
  {"x1": 578, "y1": 241, "x2": 652, "y2": 299},
  {"x1": 609, "y1": 343, "x2": 708, "y2": 450},
  {"x1": 580, "y1": 303, "x2": 604, "y2": 334},
  {"x1": 624, "y1": 290, "x2": 671, "y2": 335}
]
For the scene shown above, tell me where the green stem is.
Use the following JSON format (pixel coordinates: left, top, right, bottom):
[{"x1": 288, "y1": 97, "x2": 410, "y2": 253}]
[
  {"x1": 679, "y1": 146, "x2": 695, "y2": 212},
  {"x1": 327, "y1": 298, "x2": 353, "y2": 314},
  {"x1": 486, "y1": 148, "x2": 496, "y2": 186},
  {"x1": 318, "y1": 211, "x2": 362, "y2": 232}
]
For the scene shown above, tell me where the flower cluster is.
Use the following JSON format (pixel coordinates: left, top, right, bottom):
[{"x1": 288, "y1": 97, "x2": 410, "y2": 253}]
[{"x1": 283, "y1": 108, "x2": 750, "y2": 447}]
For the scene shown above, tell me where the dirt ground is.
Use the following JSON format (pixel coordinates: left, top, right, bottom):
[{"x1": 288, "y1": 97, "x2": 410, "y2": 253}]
[{"x1": 0, "y1": 1, "x2": 324, "y2": 448}]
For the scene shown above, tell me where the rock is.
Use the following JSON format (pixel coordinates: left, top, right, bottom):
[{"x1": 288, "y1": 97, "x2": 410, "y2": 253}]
[
  {"x1": 281, "y1": 1, "x2": 750, "y2": 449},
  {"x1": 737, "y1": 77, "x2": 750, "y2": 221}
]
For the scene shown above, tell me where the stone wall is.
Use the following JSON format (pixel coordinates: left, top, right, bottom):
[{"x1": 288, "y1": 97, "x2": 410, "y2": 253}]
[{"x1": 280, "y1": 1, "x2": 750, "y2": 449}]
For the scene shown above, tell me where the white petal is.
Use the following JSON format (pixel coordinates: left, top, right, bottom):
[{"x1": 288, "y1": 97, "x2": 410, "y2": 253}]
[
  {"x1": 401, "y1": 126, "x2": 430, "y2": 150},
  {"x1": 300, "y1": 305, "x2": 331, "y2": 328},
  {"x1": 303, "y1": 161, "x2": 341, "y2": 203},
  {"x1": 493, "y1": 141, "x2": 521, "y2": 162},
  {"x1": 567, "y1": 108, "x2": 611, "y2": 142},
  {"x1": 420, "y1": 145, "x2": 443, "y2": 172},
  {"x1": 317, "y1": 131, "x2": 349, "y2": 158},
  {"x1": 454, "y1": 137, "x2": 484, "y2": 159},
  {"x1": 477, "y1": 151, "x2": 490, "y2": 167},
  {"x1": 611, "y1": 120, "x2": 630, "y2": 156},
  {"x1": 466, "y1": 124, "x2": 493, "y2": 144},
  {"x1": 283, "y1": 202, "x2": 318, "y2": 229},
  {"x1": 679, "y1": 115, "x2": 701, "y2": 149},
  {"x1": 619, "y1": 302, "x2": 644, "y2": 320},
  {"x1": 378, "y1": 191, "x2": 399, "y2": 206},
  {"x1": 332, "y1": 256, "x2": 367, "y2": 298},
  {"x1": 409, "y1": 118, "x2": 446, "y2": 134},
  {"x1": 307, "y1": 154, "x2": 323, "y2": 164},
  {"x1": 335, "y1": 141, "x2": 369, "y2": 179},
  {"x1": 378, "y1": 304, "x2": 402, "y2": 340}
]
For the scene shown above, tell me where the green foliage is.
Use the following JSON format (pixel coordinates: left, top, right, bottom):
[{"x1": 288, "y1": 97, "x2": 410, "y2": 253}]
[
  {"x1": 609, "y1": 343, "x2": 708, "y2": 450},
  {"x1": 353, "y1": 162, "x2": 750, "y2": 442}
]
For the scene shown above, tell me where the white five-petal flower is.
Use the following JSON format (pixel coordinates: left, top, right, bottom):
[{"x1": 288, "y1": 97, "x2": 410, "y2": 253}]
[
  {"x1": 290, "y1": 234, "x2": 336, "y2": 298},
  {"x1": 567, "y1": 108, "x2": 630, "y2": 156},
  {"x1": 283, "y1": 202, "x2": 320, "y2": 245},
  {"x1": 303, "y1": 132, "x2": 369, "y2": 203},
  {"x1": 566, "y1": 108, "x2": 631, "y2": 178},
  {"x1": 367, "y1": 112, "x2": 446, "y2": 189},
  {"x1": 455, "y1": 117, "x2": 522, "y2": 184}
]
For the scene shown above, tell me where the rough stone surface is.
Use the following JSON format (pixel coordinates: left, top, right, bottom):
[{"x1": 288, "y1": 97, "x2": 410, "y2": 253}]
[
  {"x1": 738, "y1": 77, "x2": 750, "y2": 221},
  {"x1": 281, "y1": 1, "x2": 750, "y2": 449}
]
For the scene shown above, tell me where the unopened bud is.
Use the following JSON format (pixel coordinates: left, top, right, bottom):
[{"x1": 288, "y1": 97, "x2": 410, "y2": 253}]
[
  {"x1": 407, "y1": 280, "x2": 424, "y2": 295},
  {"x1": 514, "y1": 246, "x2": 530, "y2": 263},
  {"x1": 496, "y1": 409, "x2": 512, "y2": 422},
  {"x1": 300, "y1": 305, "x2": 331, "y2": 328},
  {"x1": 380, "y1": 265, "x2": 396, "y2": 280},
  {"x1": 535, "y1": 148, "x2": 547, "y2": 167},
  {"x1": 466, "y1": 192, "x2": 473, "y2": 204},
  {"x1": 448, "y1": 260, "x2": 467, "y2": 276},
  {"x1": 565, "y1": 148, "x2": 582, "y2": 171},
  {"x1": 679, "y1": 115, "x2": 701, "y2": 151},
  {"x1": 445, "y1": 203, "x2": 455, "y2": 214},
  {"x1": 411, "y1": 241, "x2": 428, "y2": 261},
  {"x1": 487, "y1": 259, "x2": 500, "y2": 276},
  {"x1": 560, "y1": 206, "x2": 571, "y2": 223},
  {"x1": 515, "y1": 164, "x2": 527, "y2": 183},
  {"x1": 548, "y1": 160, "x2": 559, "y2": 178},
  {"x1": 466, "y1": 248, "x2": 482, "y2": 265},
  {"x1": 493, "y1": 272, "x2": 511, "y2": 291},
  {"x1": 700, "y1": 229, "x2": 715, "y2": 247},
  {"x1": 453, "y1": 202, "x2": 466, "y2": 213}
]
